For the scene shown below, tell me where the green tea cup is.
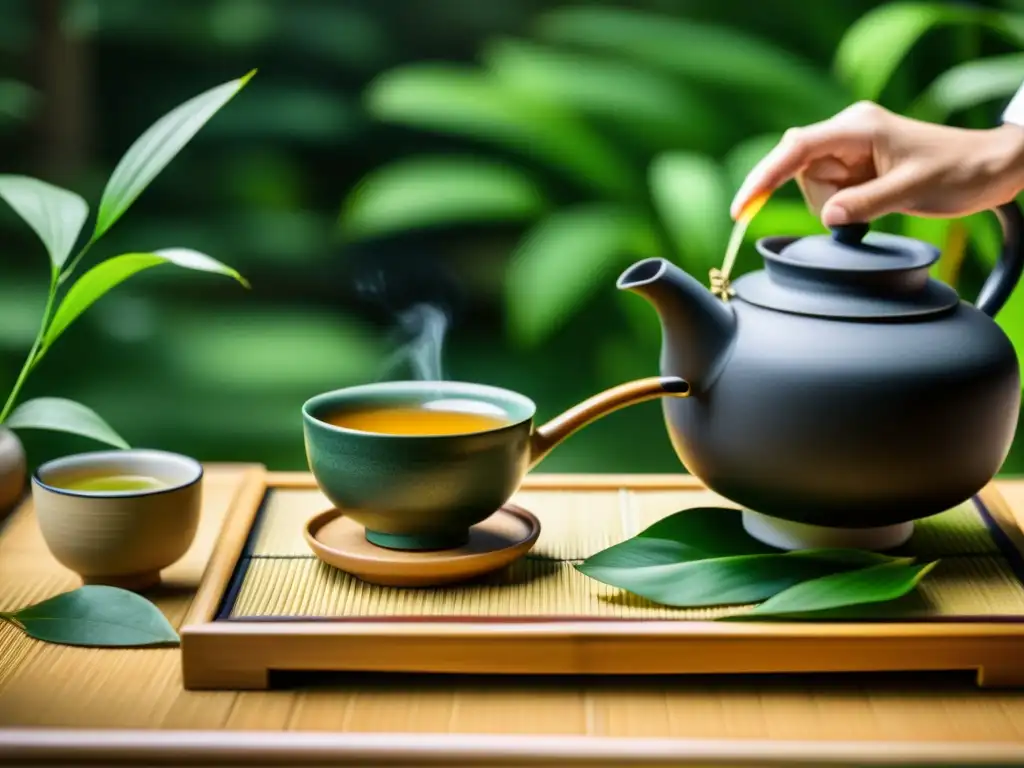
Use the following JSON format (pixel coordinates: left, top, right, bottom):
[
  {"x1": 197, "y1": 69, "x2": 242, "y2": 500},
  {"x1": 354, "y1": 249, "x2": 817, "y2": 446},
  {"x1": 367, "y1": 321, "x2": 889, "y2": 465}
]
[{"x1": 301, "y1": 377, "x2": 689, "y2": 551}]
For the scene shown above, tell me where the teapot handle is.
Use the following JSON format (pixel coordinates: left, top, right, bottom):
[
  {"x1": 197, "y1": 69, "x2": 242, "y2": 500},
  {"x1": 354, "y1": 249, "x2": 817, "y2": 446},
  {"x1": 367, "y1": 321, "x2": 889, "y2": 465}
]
[{"x1": 975, "y1": 200, "x2": 1024, "y2": 318}]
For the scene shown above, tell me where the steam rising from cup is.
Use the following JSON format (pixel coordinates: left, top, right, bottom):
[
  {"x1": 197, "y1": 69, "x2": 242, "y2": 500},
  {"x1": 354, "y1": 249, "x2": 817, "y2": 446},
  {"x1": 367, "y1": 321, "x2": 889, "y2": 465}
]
[
  {"x1": 378, "y1": 303, "x2": 506, "y2": 419},
  {"x1": 357, "y1": 266, "x2": 509, "y2": 419}
]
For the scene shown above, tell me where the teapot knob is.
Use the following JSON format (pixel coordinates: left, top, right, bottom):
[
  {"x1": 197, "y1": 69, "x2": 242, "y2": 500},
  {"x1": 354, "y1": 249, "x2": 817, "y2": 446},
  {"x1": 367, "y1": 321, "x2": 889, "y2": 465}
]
[{"x1": 831, "y1": 222, "x2": 870, "y2": 246}]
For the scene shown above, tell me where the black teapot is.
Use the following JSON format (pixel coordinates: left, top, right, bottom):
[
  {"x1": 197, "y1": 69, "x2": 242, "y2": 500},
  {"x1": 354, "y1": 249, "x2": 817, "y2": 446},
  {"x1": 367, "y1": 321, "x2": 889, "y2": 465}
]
[{"x1": 618, "y1": 202, "x2": 1024, "y2": 550}]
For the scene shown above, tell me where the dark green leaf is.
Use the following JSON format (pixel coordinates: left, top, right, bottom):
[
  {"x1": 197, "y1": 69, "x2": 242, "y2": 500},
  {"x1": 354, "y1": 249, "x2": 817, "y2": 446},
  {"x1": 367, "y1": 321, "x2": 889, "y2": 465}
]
[
  {"x1": 366, "y1": 64, "x2": 636, "y2": 198},
  {"x1": 578, "y1": 549, "x2": 911, "y2": 608},
  {"x1": 582, "y1": 537, "x2": 717, "y2": 569},
  {"x1": 341, "y1": 156, "x2": 547, "y2": 240},
  {"x1": 834, "y1": 3, "x2": 976, "y2": 101},
  {"x1": 93, "y1": 71, "x2": 255, "y2": 240},
  {"x1": 909, "y1": 53, "x2": 1024, "y2": 123},
  {"x1": 635, "y1": 507, "x2": 777, "y2": 555},
  {"x1": 536, "y1": 7, "x2": 845, "y2": 122},
  {"x1": 505, "y1": 205, "x2": 657, "y2": 347},
  {"x1": 736, "y1": 561, "x2": 938, "y2": 619},
  {"x1": 44, "y1": 249, "x2": 247, "y2": 349},
  {"x1": 0, "y1": 175, "x2": 88, "y2": 269},
  {"x1": 4, "y1": 585, "x2": 178, "y2": 647},
  {"x1": 482, "y1": 37, "x2": 720, "y2": 150},
  {"x1": 649, "y1": 153, "x2": 731, "y2": 273},
  {"x1": 3, "y1": 397, "x2": 129, "y2": 449}
]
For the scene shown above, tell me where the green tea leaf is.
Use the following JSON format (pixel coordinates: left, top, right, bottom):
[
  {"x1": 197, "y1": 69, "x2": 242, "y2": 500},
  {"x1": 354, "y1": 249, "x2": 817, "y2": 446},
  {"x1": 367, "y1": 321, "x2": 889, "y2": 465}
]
[
  {"x1": 341, "y1": 156, "x2": 547, "y2": 240},
  {"x1": 366, "y1": 64, "x2": 635, "y2": 198},
  {"x1": 582, "y1": 537, "x2": 714, "y2": 569},
  {"x1": 834, "y1": 3, "x2": 975, "y2": 101},
  {"x1": 482, "y1": 37, "x2": 720, "y2": 150},
  {"x1": 910, "y1": 53, "x2": 1024, "y2": 124},
  {"x1": 635, "y1": 507, "x2": 777, "y2": 555},
  {"x1": 93, "y1": 70, "x2": 255, "y2": 240},
  {"x1": 4, "y1": 397, "x2": 129, "y2": 449},
  {"x1": 505, "y1": 204, "x2": 656, "y2": 347},
  {"x1": 536, "y1": 7, "x2": 845, "y2": 122},
  {"x1": 4, "y1": 585, "x2": 178, "y2": 647},
  {"x1": 44, "y1": 249, "x2": 247, "y2": 349},
  {"x1": 737, "y1": 561, "x2": 938, "y2": 618},
  {"x1": 578, "y1": 549, "x2": 911, "y2": 608},
  {"x1": 0, "y1": 175, "x2": 88, "y2": 269},
  {"x1": 649, "y1": 153, "x2": 731, "y2": 273}
]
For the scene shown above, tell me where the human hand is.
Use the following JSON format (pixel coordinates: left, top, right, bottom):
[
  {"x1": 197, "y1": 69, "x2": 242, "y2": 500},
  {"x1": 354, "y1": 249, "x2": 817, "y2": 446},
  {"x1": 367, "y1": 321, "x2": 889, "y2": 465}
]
[{"x1": 730, "y1": 101, "x2": 1024, "y2": 226}]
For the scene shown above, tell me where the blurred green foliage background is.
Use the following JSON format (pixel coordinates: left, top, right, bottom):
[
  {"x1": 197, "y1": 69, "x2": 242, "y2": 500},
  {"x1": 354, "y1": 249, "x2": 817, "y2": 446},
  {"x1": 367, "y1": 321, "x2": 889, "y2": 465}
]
[{"x1": 2, "y1": 0, "x2": 1024, "y2": 474}]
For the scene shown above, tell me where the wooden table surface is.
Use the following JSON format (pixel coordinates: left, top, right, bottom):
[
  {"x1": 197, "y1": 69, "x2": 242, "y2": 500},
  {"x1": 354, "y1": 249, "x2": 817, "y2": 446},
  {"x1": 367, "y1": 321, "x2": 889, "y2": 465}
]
[{"x1": 3, "y1": 464, "x2": 1024, "y2": 767}]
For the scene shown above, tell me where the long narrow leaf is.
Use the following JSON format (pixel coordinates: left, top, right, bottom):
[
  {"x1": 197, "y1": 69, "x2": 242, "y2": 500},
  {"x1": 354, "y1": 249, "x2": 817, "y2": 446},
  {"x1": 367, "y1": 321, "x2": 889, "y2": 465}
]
[
  {"x1": 482, "y1": 37, "x2": 720, "y2": 150},
  {"x1": 0, "y1": 175, "x2": 88, "y2": 270},
  {"x1": 505, "y1": 205, "x2": 657, "y2": 347},
  {"x1": 535, "y1": 7, "x2": 846, "y2": 122},
  {"x1": 366, "y1": 64, "x2": 635, "y2": 198},
  {"x1": 4, "y1": 397, "x2": 128, "y2": 449},
  {"x1": 341, "y1": 156, "x2": 547, "y2": 240},
  {"x1": 736, "y1": 561, "x2": 938, "y2": 618},
  {"x1": 909, "y1": 53, "x2": 1024, "y2": 123},
  {"x1": 44, "y1": 249, "x2": 247, "y2": 349},
  {"x1": 635, "y1": 507, "x2": 776, "y2": 555},
  {"x1": 578, "y1": 549, "x2": 910, "y2": 608},
  {"x1": 834, "y1": 3, "x2": 977, "y2": 101},
  {"x1": 93, "y1": 71, "x2": 255, "y2": 240},
  {"x1": 649, "y1": 153, "x2": 731, "y2": 274}
]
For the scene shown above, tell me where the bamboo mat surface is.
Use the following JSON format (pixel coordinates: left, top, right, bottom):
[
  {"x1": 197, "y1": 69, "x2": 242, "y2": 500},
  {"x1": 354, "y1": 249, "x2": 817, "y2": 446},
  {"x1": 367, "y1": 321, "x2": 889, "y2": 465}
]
[
  {"x1": 3, "y1": 465, "x2": 1024, "y2": 749},
  {"x1": 230, "y1": 486, "x2": 1024, "y2": 621}
]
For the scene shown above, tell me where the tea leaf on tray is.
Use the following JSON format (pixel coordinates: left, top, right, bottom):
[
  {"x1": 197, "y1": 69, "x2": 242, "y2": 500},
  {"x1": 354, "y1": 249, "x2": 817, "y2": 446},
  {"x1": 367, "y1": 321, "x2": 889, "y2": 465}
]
[
  {"x1": 635, "y1": 507, "x2": 778, "y2": 555},
  {"x1": 44, "y1": 249, "x2": 248, "y2": 349},
  {"x1": 577, "y1": 548, "x2": 911, "y2": 608},
  {"x1": 4, "y1": 397, "x2": 129, "y2": 449},
  {"x1": 92, "y1": 70, "x2": 255, "y2": 240},
  {"x1": 0, "y1": 585, "x2": 179, "y2": 647},
  {"x1": 733, "y1": 561, "x2": 939, "y2": 619},
  {"x1": 0, "y1": 175, "x2": 88, "y2": 269}
]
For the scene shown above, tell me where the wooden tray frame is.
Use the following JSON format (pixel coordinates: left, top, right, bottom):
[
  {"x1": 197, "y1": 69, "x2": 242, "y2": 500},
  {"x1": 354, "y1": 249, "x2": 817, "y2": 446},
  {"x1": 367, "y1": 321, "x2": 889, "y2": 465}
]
[{"x1": 180, "y1": 470, "x2": 1024, "y2": 690}]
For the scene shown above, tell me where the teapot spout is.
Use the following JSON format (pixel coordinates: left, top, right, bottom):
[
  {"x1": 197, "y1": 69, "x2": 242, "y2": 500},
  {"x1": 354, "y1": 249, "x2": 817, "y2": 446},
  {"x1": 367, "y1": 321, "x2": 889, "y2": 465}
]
[
  {"x1": 529, "y1": 376, "x2": 689, "y2": 468},
  {"x1": 617, "y1": 258, "x2": 737, "y2": 391}
]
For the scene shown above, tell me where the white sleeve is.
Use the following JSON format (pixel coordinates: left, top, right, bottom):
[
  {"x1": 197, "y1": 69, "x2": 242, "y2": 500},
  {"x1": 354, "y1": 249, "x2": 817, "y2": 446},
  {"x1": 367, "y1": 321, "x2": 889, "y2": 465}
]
[{"x1": 1002, "y1": 81, "x2": 1024, "y2": 126}]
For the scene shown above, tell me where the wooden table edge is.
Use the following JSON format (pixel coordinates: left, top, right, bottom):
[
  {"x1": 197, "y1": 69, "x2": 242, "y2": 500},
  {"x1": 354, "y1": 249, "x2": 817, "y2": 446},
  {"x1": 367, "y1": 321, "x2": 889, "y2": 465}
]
[{"x1": 2, "y1": 729, "x2": 1024, "y2": 766}]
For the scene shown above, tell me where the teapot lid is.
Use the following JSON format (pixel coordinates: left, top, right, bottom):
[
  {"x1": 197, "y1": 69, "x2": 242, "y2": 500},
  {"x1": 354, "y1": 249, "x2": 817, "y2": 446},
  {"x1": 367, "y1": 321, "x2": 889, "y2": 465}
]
[{"x1": 733, "y1": 223, "x2": 961, "y2": 319}]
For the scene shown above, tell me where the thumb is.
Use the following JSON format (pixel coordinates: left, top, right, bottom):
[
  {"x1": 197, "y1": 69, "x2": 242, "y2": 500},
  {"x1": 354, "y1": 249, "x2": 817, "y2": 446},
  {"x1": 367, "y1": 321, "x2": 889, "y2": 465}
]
[{"x1": 820, "y1": 168, "x2": 918, "y2": 227}]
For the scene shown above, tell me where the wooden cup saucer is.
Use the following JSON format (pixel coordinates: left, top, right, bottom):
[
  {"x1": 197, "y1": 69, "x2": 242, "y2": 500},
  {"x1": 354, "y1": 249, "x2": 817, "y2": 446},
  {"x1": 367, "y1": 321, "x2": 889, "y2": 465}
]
[{"x1": 303, "y1": 504, "x2": 541, "y2": 587}]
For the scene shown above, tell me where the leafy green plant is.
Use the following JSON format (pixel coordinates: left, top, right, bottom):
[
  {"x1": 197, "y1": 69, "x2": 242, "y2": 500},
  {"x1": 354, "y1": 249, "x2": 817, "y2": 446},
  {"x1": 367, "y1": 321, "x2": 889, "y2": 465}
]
[
  {"x1": 338, "y1": 2, "x2": 1024, "y2": 362},
  {"x1": 0, "y1": 585, "x2": 179, "y2": 647},
  {"x1": 0, "y1": 72, "x2": 254, "y2": 448},
  {"x1": 576, "y1": 507, "x2": 938, "y2": 619}
]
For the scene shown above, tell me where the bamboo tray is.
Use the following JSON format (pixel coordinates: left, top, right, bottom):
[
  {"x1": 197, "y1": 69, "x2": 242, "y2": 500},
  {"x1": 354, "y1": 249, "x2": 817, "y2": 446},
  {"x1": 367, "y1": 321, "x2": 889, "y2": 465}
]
[{"x1": 180, "y1": 472, "x2": 1024, "y2": 690}]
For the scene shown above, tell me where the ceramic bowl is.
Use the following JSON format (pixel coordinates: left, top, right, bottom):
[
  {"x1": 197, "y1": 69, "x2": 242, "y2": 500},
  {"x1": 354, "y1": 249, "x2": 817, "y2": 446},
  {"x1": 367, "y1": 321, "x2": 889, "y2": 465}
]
[
  {"x1": 302, "y1": 381, "x2": 536, "y2": 552},
  {"x1": 31, "y1": 449, "x2": 203, "y2": 591}
]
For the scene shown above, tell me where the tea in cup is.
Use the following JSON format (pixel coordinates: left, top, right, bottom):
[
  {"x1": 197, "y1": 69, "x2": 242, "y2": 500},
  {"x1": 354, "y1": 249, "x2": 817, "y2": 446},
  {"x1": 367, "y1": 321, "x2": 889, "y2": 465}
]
[
  {"x1": 302, "y1": 376, "x2": 689, "y2": 551},
  {"x1": 32, "y1": 449, "x2": 204, "y2": 591}
]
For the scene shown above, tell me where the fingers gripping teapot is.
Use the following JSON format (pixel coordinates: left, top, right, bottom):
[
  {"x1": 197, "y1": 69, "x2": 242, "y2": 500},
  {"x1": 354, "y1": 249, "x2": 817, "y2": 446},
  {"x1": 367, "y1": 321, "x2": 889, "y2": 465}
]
[{"x1": 618, "y1": 202, "x2": 1024, "y2": 551}]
